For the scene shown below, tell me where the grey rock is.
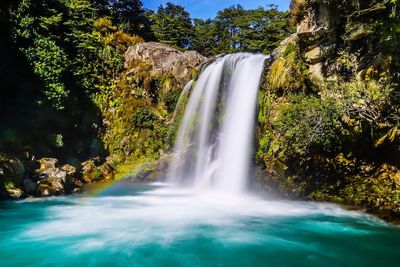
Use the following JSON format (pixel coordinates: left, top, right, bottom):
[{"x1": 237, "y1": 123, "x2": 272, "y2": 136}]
[
  {"x1": 124, "y1": 42, "x2": 207, "y2": 86},
  {"x1": 23, "y1": 178, "x2": 37, "y2": 195}
]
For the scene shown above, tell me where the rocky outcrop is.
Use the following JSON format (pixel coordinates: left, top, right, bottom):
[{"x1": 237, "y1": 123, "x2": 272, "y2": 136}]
[
  {"x1": 0, "y1": 154, "x2": 115, "y2": 200},
  {"x1": 125, "y1": 156, "x2": 169, "y2": 182},
  {"x1": 287, "y1": 0, "x2": 396, "y2": 80},
  {"x1": 81, "y1": 159, "x2": 115, "y2": 182},
  {"x1": 124, "y1": 42, "x2": 207, "y2": 86},
  {"x1": 259, "y1": 0, "x2": 400, "y2": 221}
]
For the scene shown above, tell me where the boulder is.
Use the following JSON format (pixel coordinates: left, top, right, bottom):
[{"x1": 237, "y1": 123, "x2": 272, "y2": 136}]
[
  {"x1": 81, "y1": 160, "x2": 115, "y2": 182},
  {"x1": 308, "y1": 62, "x2": 324, "y2": 80},
  {"x1": 61, "y1": 164, "x2": 77, "y2": 194},
  {"x1": 37, "y1": 184, "x2": 53, "y2": 197},
  {"x1": 35, "y1": 159, "x2": 79, "y2": 196},
  {"x1": 0, "y1": 157, "x2": 25, "y2": 189},
  {"x1": 23, "y1": 178, "x2": 37, "y2": 195},
  {"x1": 98, "y1": 163, "x2": 115, "y2": 180},
  {"x1": 38, "y1": 158, "x2": 58, "y2": 171},
  {"x1": 37, "y1": 169, "x2": 66, "y2": 196},
  {"x1": 81, "y1": 160, "x2": 97, "y2": 182},
  {"x1": 6, "y1": 188, "x2": 25, "y2": 200},
  {"x1": 124, "y1": 42, "x2": 207, "y2": 86}
]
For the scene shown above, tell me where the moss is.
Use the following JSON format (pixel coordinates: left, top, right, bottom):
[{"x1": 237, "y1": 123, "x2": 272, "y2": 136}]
[
  {"x1": 5, "y1": 181, "x2": 16, "y2": 190},
  {"x1": 266, "y1": 42, "x2": 308, "y2": 93},
  {"x1": 91, "y1": 168, "x2": 103, "y2": 181},
  {"x1": 133, "y1": 108, "x2": 158, "y2": 129},
  {"x1": 114, "y1": 156, "x2": 158, "y2": 180}
]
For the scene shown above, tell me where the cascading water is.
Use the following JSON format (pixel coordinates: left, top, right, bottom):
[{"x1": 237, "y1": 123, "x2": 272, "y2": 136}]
[{"x1": 167, "y1": 53, "x2": 267, "y2": 193}]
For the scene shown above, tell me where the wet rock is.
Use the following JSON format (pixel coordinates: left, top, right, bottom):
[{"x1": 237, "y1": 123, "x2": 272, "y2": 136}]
[
  {"x1": 127, "y1": 157, "x2": 169, "y2": 182},
  {"x1": 98, "y1": 163, "x2": 115, "y2": 180},
  {"x1": 1, "y1": 158, "x2": 25, "y2": 184},
  {"x1": 38, "y1": 158, "x2": 58, "y2": 172},
  {"x1": 6, "y1": 188, "x2": 25, "y2": 200},
  {"x1": 23, "y1": 178, "x2": 37, "y2": 195},
  {"x1": 35, "y1": 160, "x2": 78, "y2": 196},
  {"x1": 37, "y1": 170, "x2": 66, "y2": 196},
  {"x1": 81, "y1": 160, "x2": 97, "y2": 182},
  {"x1": 61, "y1": 164, "x2": 77, "y2": 194},
  {"x1": 37, "y1": 184, "x2": 53, "y2": 197},
  {"x1": 0, "y1": 157, "x2": 25, "y2": 195},
  {"x1": 81, "y1": 160, "x2": 115, "y2": 182}
]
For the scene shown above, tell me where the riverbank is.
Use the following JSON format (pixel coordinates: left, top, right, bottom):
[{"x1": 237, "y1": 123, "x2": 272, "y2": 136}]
[{"x1": 0, "y1": 154, "x2": 115, "y2": 200}]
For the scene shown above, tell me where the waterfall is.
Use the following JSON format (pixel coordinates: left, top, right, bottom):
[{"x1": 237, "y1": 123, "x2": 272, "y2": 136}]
[{"x1": 167, "y1": 53, "x2": 267, "y2": 193}]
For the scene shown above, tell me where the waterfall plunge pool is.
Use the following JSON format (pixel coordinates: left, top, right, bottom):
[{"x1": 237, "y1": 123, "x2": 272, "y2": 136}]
[{"x1": 1, "y1": 181, "x2": 399, "y2": 267}]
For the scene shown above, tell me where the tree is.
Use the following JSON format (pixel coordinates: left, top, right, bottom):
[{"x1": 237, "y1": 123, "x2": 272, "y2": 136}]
[
  {"x1": 191, "y1": 19, "x2": 218, "y2": 57},
  {"x1": 111, "y1": 0, "x2": 153, "y2": 39},
  {"x1": 216, "y1": 5, "x2": 247, "y2": 52},
  {"x1": 10, "y1": 0, "x2": 70, "y2": 110},
  {"x1": 150, "y1": 2, "x2": 193, "y2": 48},
  {"x1": 191, "y1": 5, "x2": 294, "y2": 56}
]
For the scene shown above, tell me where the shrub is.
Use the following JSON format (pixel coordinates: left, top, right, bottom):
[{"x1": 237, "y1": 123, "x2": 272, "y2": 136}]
[
  {"x1": 132, "y1": 108, "x2": 157, "y2": 129},
  {"x1": 164, "y1": 90, "x2": 180, "y2": 113},
  {"x1": 274, "y1": 94, "x2": 344, "y2": 155}
]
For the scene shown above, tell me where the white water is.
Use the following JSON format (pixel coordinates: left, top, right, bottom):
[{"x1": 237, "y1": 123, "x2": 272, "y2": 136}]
[{"x1": 167, "y1": 54, "x2": 267, "y2": 193}]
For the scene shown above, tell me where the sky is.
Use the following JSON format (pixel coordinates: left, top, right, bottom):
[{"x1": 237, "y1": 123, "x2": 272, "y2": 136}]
[{"x1": 142, "y1": 0, "x2": 291, "y2": 19}]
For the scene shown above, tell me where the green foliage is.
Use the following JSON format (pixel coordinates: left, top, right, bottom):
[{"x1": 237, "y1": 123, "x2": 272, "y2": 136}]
[
  {"x1": 150, "y1": 3, "x2": 193, "y2": 48},
  {"x1": 192, "y1": 5, "x2": 294, "y2": 56},
  {"x1": 164, "y1": 90, "x2": 180, "y2": 113},
  {"x1": 92, "y1": 0, "x2": 153, "y2": 39},
  {"x1": 267, "y1": 42, "x2": 308, "y2": 93},
  {"x1": 274, "y1": 94, "x2": 344, "y2": 156},
  {"x1": 133, "y1": 108, "x2": 157, "y2": 129},
  {"x1": 25, "y1": 36, "x2": 69, "y2": 109},
  {"x1": 2, "y1": 0, "x2": 145, "y2": 158}
]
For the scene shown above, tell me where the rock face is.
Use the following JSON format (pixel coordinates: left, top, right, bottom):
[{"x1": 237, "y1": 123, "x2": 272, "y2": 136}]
[
  {"x1": 260, "y1": 0, "x2": 400, "y2": 221},
  {"x1": 124, "y1": 42, "x2": 207, "y2": 86},
  {"x1": 0, "y1": 154, "x2": 115, "y2": 200},
  {"x1": 0, "y1": 157, "x2": 25, "y2": 199},
  {"x1": 81, "y1": 160, "x2": 115, "y2": 182},
  {"x1": 283, "y1": 0, "x2": 394, "y2": 80}
]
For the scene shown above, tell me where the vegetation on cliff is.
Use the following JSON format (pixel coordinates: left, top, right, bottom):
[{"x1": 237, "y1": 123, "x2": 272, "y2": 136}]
[{"x1": 257, "y1": 0, "x2": 400, "y2": 220}]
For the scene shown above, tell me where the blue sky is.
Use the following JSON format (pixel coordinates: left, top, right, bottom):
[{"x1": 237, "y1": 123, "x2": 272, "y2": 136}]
[{"x1": 142, "y1": 0, "x2": 291, "y2": 19}]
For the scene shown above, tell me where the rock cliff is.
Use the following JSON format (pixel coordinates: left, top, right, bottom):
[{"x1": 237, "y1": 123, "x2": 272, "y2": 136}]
[{"x1": 257, "y1": 0, "x2": 400, "y2": 221}]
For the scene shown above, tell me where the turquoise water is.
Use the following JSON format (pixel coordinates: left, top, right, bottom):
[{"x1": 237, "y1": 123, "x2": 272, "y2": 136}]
[{"x1": 1, "y1": 182, "x2": 399, "y2": 267}]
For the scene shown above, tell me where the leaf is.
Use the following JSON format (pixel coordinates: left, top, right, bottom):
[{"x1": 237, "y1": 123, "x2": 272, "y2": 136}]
[{"x1": 374, "y1": 127, "x2": 399, "y2": 147}]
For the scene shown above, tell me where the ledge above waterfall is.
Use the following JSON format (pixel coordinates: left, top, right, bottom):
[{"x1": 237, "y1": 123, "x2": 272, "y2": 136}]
[{"x1": 124, "y1": 42, "x2": 208, "y2": 86}]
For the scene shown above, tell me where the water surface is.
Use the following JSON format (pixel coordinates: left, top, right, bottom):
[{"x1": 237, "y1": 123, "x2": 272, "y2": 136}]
[{"x1": 0, "y1": 182, "x2": 399, "y2": 267}]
